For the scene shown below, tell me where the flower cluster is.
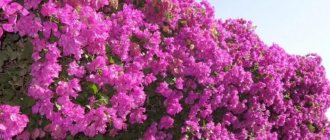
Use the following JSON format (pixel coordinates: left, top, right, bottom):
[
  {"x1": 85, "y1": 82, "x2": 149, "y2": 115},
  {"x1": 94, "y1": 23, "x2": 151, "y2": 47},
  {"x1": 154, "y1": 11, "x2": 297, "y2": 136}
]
[
  {"x1": 0, "y1": 105, "x2": 29, "y2": 140},
  {"x1": 0, "y1": 0, "x2": 29, "y2": 38},
  {"x1": 0, "y1": 0, "x2": 330, "y2": 139}
]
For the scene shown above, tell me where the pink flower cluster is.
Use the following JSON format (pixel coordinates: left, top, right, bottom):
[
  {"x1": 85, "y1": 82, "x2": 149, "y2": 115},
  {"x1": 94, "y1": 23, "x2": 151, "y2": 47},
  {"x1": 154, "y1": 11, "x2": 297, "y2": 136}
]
[
  {"x1": 0, "y1": 0, "x2": 330, "y2": 139},
  {"x1": 0, "y1": 0, "x2": 28, "y2": 38},
  {"x1": 0, "y1": 105, "x2": 29, "y2": 140}
]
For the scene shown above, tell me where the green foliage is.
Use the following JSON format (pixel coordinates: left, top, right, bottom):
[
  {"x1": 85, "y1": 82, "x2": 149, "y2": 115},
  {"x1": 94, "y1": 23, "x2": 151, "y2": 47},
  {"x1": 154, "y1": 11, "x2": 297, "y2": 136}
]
[
  {"x1": 88, "y1": 83, "x2": 100, "y2": 94},
  {"x1": 0, "y1": 34, "x2": 33, "y2": 109}
]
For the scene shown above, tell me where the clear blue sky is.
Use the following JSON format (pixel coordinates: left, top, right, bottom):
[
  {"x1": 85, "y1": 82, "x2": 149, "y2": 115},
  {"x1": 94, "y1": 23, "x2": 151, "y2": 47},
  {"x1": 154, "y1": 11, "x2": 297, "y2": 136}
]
[{"x1": 204, "y1": 0, "x2": 330, "y2": 78}]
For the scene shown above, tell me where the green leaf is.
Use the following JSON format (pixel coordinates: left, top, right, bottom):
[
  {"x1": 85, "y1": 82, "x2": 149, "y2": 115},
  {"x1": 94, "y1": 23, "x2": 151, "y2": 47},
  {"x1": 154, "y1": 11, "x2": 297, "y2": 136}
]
[
  {"x1": 92, "y1": 135, "x2": 105, "y2": 140},
  {"x1": 49, "y1": 35, "x2": 59, "y2": 43},
  {"x1": 21, "y1": 96, "x2": 35, "y2": 107},
  {"x1": 308, "y1": 123, "x2": 316, "y2": 133},
  {"x1": 2, "y1": 88, "x2": 15, "y2": 101},
  {"x1": 108, "y1": 55, "x2": 123, "y2": 65},
  {"x1": 22, "y1": 42, "x2": 33, "y2": 59},
  {"x1": 88, "y1": 84, "x2": 99, "y2": 94},
  {"x1": 143, "y1": 68, "x2": 151, "y2": 75},
  {"x1": 0, "y1": 55, "x2": 7, "y2": 71},
  {"x1": 7, "y1": 47, "x2": 20, "y2": 61},
  {"x1": 97, "y1": 94, "x2": 109, "y2": 106},
  {"x1": 223, "y1": 65, "x2": 232, "y2": 72},
  {"x1": 0, "y1": 74, "x2": 10, "y2": 84},
  {"x1": 19, "y1": 69, "x2": 28, "y2": 76},
  {"x1": 11, "y1": 34, "x2": 20, "y2": 42},
  {"x1": 77, "y1": 135, "x2": 89, "y2": 140},
  {"x1": 109, "y1": 56, "x2": 115, "y2": 64},
  {"x1": 76, "y1": 92, "x2": 89, "y2": 104},
  {"x1": 66, "y1": 135, "x2": 74, "y2": 140},
  {"x1": 284, "y1": 94, "x2": 290, "y2": 100}
]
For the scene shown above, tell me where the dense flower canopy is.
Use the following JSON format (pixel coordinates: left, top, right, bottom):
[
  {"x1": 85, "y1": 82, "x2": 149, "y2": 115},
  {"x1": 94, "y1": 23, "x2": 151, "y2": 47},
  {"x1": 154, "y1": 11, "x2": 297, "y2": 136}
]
[{"x1": 0, "y1": 0, "x2": 330, "y2": 139}]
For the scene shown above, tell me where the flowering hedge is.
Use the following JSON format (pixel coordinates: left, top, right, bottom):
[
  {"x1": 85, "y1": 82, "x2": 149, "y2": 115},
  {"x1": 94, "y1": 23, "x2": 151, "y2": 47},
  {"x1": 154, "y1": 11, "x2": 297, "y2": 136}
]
[{"x1": 0, "y1": 0, "x2": 330, "y2": 139}]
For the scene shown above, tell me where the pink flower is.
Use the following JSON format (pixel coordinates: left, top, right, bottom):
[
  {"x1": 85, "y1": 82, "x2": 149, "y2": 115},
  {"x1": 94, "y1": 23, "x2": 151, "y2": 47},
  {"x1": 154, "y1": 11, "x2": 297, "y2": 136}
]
[
  {"x1": 16, "y1": 14, "x2": 42, "y2": 37},
  {"x1": 40, "y1": 1, "x2": 57, "y2": 16},
  {"x1": 0, "y1": 105, "x2": 29, "y2": 139},
  {"x1": 175, "y1": 77, "x2": 184, "y2": 89},
  {"x1": 56, "y1": 79, "x2": 81, "y2": 98},
  {"x1": 0, "y1": 0, "x2": 12, "y2": 8},
  {"x1": 3, "y1": 2, "x2": 22, "y2": 15},
  {"x1": 68, "y1": 61, "x2": 86, "y2": 78},
  {"x1": 24, "y1": 0, "x2": 41, "y2": 9},
  {"x1": 129, "y1": 108, "x2": 147, "y2": 124},
  {"x1": 159, "y1": 116, "x2": 174, "y2": 129},
  {"x1": 16, "y1": 130, "x2": 30, "y2": 140}
]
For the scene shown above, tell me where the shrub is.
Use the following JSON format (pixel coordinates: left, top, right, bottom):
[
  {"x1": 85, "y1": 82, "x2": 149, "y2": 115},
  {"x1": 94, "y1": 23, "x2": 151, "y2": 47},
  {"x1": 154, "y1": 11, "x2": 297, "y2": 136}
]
[{"x1": 0, "y1": 0, "x2": 329, "y2": 139}]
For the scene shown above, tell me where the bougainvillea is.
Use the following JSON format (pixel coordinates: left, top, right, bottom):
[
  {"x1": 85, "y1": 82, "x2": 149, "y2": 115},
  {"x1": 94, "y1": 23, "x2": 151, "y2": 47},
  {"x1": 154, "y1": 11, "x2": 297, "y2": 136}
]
[
  {"x1": 0, "y1": 0, "x2": 330, "y2": 139},
  {"x1": 0, "y1": 105, "x2": 29, "y2": 139}
]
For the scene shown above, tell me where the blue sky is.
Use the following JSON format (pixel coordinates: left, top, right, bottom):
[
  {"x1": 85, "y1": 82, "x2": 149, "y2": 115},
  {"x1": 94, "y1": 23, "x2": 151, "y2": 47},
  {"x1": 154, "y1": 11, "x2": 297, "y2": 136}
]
[{"x1": 205, "y1": 0, "x2": 330, "y2": 78}]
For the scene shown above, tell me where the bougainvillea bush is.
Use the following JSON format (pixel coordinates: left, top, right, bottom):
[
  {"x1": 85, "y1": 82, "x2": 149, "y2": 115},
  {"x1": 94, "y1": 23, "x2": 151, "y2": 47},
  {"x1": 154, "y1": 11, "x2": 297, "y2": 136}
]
[{"x1": 0, "y1": 0, "x2": 330, "y2": 139}]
